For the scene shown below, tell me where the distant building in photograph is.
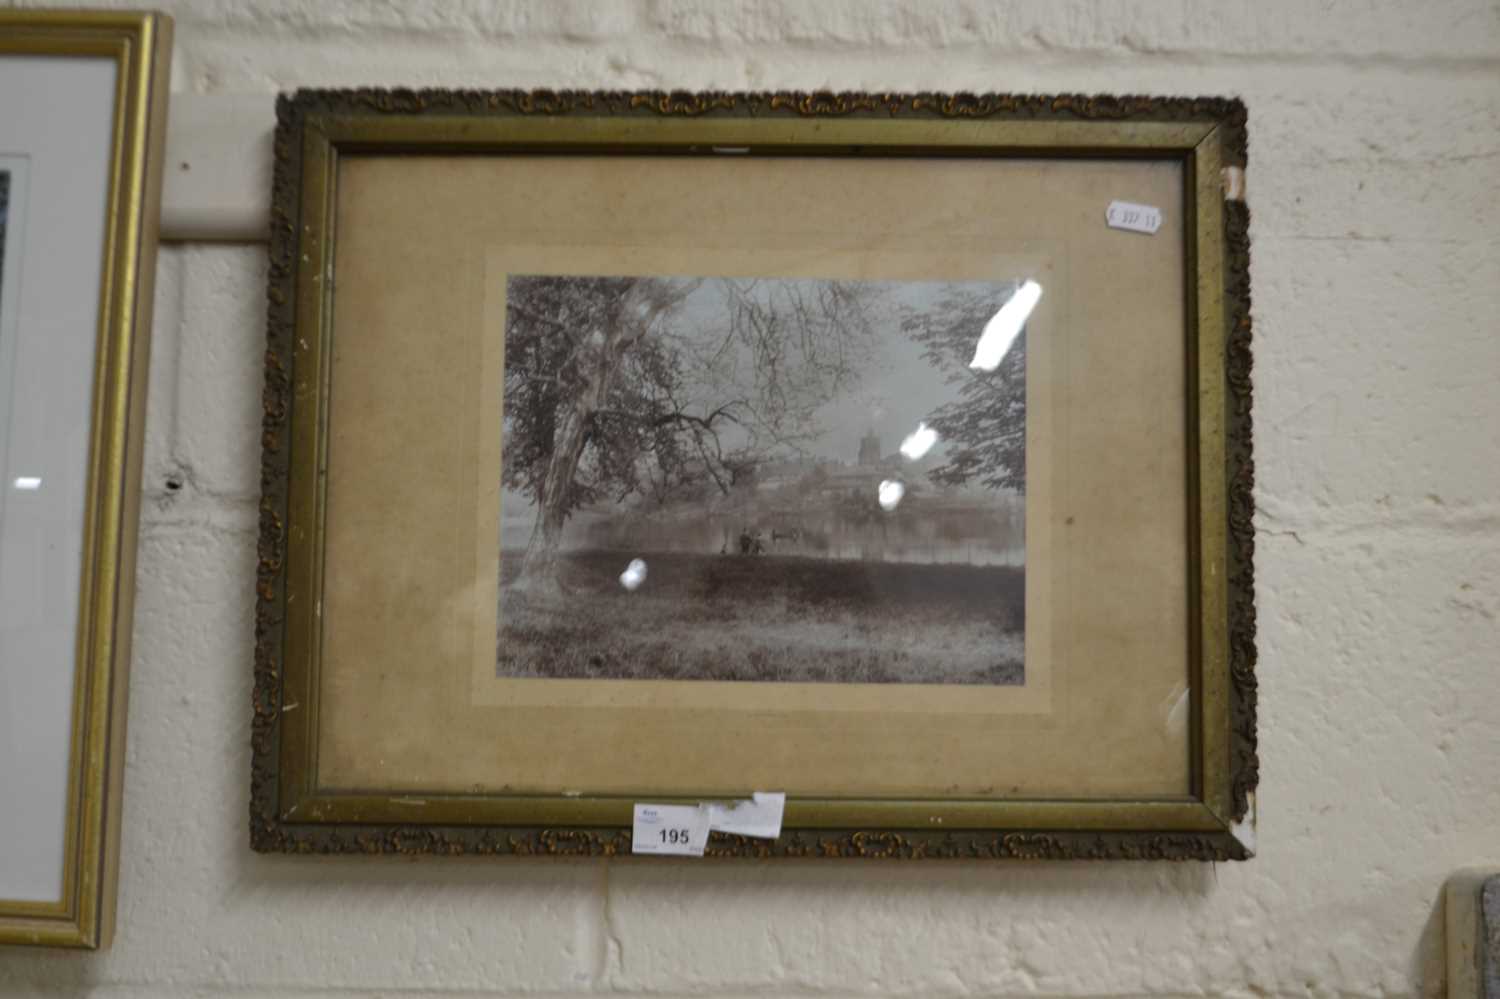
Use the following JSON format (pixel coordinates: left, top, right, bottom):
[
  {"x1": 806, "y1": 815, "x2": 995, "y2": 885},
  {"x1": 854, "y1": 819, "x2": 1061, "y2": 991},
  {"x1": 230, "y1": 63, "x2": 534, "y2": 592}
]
[{"x1": 575, "y1": 431, "x2": 1024, "y2": 567}]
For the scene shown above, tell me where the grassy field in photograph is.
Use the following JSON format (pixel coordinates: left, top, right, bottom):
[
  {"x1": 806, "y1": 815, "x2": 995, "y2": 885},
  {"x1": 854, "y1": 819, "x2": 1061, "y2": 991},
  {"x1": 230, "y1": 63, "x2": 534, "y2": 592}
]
[{"x1": 498, "y1": 551, "x2": 1024, "y2": 685}]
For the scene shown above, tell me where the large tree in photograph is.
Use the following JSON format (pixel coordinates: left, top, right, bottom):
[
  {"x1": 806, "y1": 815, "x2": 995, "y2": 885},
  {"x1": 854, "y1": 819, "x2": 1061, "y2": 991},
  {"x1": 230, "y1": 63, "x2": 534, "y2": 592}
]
[
  {"x1": 902, "y1": 284, "x2": 1027, "y2": 493},
  {"x1": 503, "y1": 275, "x2": 878, "y2": 591}
]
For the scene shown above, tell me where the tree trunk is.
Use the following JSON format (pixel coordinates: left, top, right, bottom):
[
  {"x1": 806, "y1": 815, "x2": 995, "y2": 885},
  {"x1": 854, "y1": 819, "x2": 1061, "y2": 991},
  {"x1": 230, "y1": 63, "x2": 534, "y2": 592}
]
[
  {"x1": 513, "y1": 395, "x2": 595, "y2": 594},
  {"x1": 510, "y1": 277, "x2": 703, "y2": 593}
]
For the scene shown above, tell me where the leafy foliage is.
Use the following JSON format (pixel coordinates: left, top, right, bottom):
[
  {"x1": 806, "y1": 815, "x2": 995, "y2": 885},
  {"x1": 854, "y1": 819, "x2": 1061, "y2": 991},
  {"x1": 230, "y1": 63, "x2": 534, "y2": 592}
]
[
  {"x1": 902, "y1": 285, "x2": 1026, "y2": 493},
  {"x1": 503, "y1": 276, "x2": 705, "y2": 516},
  {"x1": 502, "y1": 275, "x2": 880, "y2": 581}
]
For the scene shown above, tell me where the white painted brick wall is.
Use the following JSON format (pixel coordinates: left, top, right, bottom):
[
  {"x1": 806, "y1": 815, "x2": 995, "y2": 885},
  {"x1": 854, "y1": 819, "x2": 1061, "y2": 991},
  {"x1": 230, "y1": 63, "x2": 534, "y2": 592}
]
[{"x1": 2, "y1": 1, "x2": 1498, "y2": 996}]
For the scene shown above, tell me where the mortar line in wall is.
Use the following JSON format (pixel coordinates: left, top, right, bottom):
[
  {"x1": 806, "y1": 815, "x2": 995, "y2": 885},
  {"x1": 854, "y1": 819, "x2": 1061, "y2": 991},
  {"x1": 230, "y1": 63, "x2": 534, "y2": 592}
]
[
  {"x1": 744, "y1": 43, "x2": 1500, "y2": 79},
  {"x1": 138, "y1": 494, "x2": 259, "y2": 530},
  {"x1": 595, "y1": 859, "x2": 623, "y2": 989},
  {"x1": 1255, "y1": 502, "x2": 1500, "y2": 540},
  {"x1": 753, "y1": 46, "x2": 1500, "y2": 76},
  {"x1": 0, "y1": 987, "x2": 1050, "y2": 999},
  {"x1": 154, "y1": 249, "x2": 187, "y2": 490},
  {"x1": 168, "y1": 23, "x2": 1500, "y2": 76},
  {"x1": 16, "y1": 986, "x2": 755, "y2": 999},
  {"x1": 141, "y1": 485, "x2": 262, "y2": 507}
]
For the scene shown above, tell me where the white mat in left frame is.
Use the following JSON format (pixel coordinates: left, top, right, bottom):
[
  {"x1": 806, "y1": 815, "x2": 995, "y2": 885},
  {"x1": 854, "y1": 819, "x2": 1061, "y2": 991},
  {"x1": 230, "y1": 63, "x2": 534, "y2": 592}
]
[{"x1": 0, "y1": 55, "x2": 118, "y2": 904}]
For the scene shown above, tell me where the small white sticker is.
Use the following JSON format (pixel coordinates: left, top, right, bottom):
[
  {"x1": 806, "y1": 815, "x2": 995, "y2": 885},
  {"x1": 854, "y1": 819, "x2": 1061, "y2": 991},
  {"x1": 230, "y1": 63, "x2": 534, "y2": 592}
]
[
  {"x1": 706, "y1": 792, "x2": 786, "y2": 839},
  {"x1": 1106, "y1": 200, "x2": 1163, "y2": 235},
  {"x1": 632, "y1": 803, "x2": 710, "y2": 856}
]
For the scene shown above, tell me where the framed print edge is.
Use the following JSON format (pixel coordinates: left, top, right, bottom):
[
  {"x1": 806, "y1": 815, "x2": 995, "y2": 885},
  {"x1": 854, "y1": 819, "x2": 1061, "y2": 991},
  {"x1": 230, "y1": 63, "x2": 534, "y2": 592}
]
[
  {"x1": 0, "y1": 10, "x2": 173, "y2": 948},
  {"x1": 1224, "y1": 195, "x2": 1258, "y2": 826},
  {"x1": 251, "y1": 89, "x2": 1257, "y2": 861}
]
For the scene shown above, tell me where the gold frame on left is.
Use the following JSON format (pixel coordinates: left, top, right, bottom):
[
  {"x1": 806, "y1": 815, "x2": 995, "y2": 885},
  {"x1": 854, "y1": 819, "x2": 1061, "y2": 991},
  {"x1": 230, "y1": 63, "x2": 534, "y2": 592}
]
[{"x1": 0, "y1": 11, "x2": 172, "y2": 949}]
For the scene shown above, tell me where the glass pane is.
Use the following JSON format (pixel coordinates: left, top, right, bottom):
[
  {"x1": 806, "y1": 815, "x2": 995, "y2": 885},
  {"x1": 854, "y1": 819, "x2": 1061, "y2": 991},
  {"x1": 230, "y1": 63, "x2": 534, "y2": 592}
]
[
  {"x1": 0, "y1": 55, "x2": 117, "y2": 905},
  {"x1": 313, "y1": 153, "x2": 1191, "y2": 800}
]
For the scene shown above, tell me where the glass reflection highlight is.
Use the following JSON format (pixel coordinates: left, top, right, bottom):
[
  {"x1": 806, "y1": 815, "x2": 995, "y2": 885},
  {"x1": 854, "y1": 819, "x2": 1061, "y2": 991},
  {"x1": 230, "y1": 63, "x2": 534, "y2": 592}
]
[
  {"x1": 12, "y1": 476, "x2": 40, "y2": 491},
  {"x1": 877, "y1": 479, "x2": 905, "y2": 511},
  {"x1": 970, "y1": 279, "x2": 1041, "y2": 372},
  {"x1": 899, "y1": 422, "x2": 938, "y2": 461},
  {"x1": 619, "y1": 557, "x2": 648, "y2": 591}
]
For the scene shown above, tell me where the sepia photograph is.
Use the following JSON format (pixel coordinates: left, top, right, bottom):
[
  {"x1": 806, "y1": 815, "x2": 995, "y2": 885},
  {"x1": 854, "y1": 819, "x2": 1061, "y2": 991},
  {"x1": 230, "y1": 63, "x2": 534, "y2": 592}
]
[{"x1": 497, "y1": 273, "x2": 1033, "y2": 686}]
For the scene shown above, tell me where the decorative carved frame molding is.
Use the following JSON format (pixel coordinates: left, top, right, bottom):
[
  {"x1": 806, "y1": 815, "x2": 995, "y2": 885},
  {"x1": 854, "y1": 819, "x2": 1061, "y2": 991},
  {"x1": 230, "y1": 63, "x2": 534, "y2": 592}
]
[{"x1": 253, "y1": 90, "x2": 1255, "y2": 861}]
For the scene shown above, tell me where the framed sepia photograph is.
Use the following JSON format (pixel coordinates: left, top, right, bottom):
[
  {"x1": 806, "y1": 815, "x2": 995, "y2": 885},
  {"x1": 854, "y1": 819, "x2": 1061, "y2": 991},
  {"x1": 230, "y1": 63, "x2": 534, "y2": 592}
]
[
  {"x1": 496, "y1": 273, "x2": 1028, "y2": 688},
  {"x1": 253, "y1": 89, "x2": 1257, "y2": 860},
  {"x1": 0, "y1": 11, "x2": 172, "y2": 947}
]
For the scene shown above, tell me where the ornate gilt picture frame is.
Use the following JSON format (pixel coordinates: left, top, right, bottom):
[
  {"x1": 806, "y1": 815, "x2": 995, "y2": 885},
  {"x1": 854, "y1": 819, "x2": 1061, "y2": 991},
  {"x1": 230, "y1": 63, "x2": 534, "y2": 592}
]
[
  {"x1": 0, "y1": 10, "x2": 172, "y2": 947},
  {"x1": 253, "y1": 89, "x2": 1256, "y2": 860}
]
